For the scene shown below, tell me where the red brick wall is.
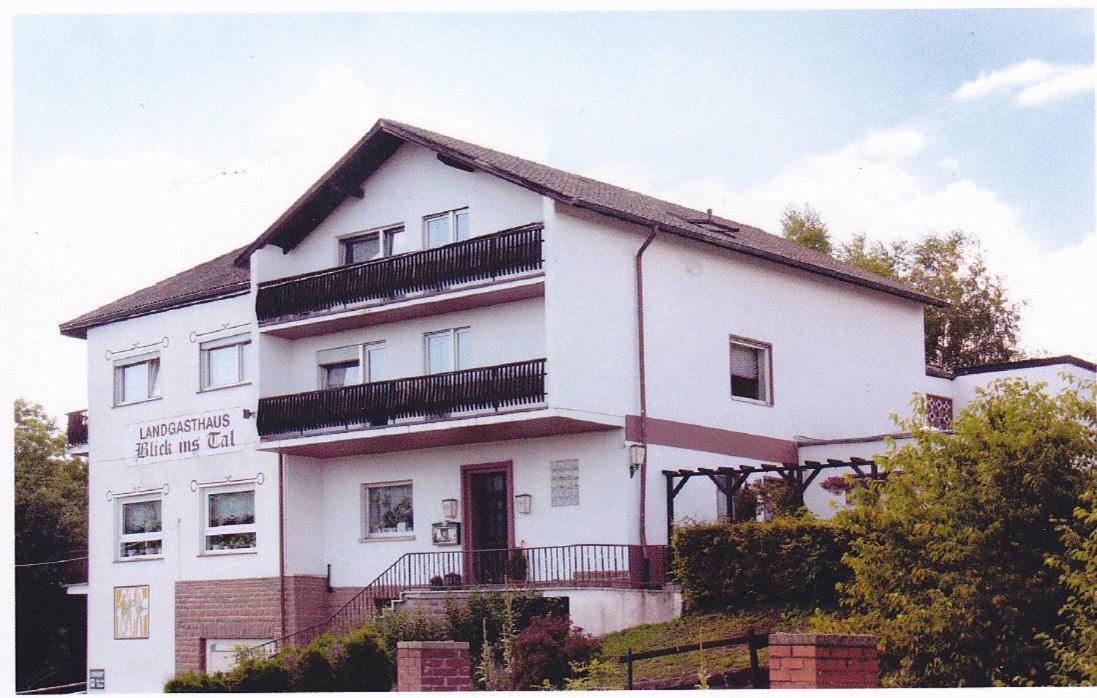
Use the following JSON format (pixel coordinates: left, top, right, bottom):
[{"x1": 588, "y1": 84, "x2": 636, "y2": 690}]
[
  {"x1": 396, "y1": 641, "x2": 472, "y2": 692},
  {"x1": 769, "y1": 633, "x2": 880, "y2": 689},
  {"x1": 174, "y1": 575, "x2": 329, "y2": 673}
]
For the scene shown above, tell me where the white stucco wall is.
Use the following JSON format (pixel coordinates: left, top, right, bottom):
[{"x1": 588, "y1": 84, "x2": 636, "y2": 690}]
[{"x1": 952, "y1": 362, "x2": 1095, "y2": 410}]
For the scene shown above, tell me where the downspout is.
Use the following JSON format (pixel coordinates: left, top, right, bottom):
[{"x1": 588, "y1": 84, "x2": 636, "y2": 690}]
[
  {"x1": 636, "y1": 227, "x2": 659, "y2": 549},
  {"x1": 278, "y1": 453, "x2": 287, "y2": 639}
]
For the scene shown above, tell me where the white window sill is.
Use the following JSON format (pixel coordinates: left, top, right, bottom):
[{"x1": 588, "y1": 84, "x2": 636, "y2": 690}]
[
  {"x1": 731, "y1": 395, "x2": 773, "y2": 407},
  {"x1": 112, "y1": 396, "x2": 164, "y2": 409},
  {"x1": 115, "y1": 554, "x2": 164, "y2": 563},
  {"x1": 359, "y1": 534, "x2": 415, "y2": 544},
  {"x1": 198, "y1": 381, "x2": 252, "y2": 394},
  {"x1": 201, "y1": 548, "x2": 258, "y2": 556}
]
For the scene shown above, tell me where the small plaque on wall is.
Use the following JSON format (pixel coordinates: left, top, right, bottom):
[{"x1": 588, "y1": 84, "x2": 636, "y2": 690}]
[
  {"x1": 89, "y1": 669, "x2": 105, "y2": 690},
  {"x1": 551, "y1": 459, "x2": 580, "y2": 507},
  {"x1": 432, "y1": 521, "x2": 461, "y2": 546}
]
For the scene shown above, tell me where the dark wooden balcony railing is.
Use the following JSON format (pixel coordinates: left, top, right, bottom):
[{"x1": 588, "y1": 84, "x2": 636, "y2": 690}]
[
  {"x1": 66, "y1": 410, "x2": 88, "y2": 446},
  {"x1": 256, "y1": 223, "x2": 543, "y2": 323},
  {"x1": 257, "y1": 358, "x2": 547, "y2": 437}
]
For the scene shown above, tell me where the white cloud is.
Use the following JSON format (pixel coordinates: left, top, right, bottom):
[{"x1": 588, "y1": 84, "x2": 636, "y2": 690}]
[
  {"x1": 953, "y1": 59, "x2": 1095, "y2": 107},
  {"x1": 937, "y1": 157, "x2": 960, "y2": 173}
]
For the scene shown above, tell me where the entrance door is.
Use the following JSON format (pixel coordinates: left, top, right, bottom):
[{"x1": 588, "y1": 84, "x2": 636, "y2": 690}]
[{"x1": 463, "y1": 463, "x2": 513, "y2": 584}]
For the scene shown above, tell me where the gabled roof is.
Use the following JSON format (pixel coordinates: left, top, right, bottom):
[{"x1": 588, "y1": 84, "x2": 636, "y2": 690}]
[
  {"x1": 59, "y1": 247, "x2": 250, "y2": 339},
  {"x1": 60, "y1": 118, "x2": 944, "y2": 340},
  {"x1": 235, "y1": 119, "x2": 943, "y2": 308}
]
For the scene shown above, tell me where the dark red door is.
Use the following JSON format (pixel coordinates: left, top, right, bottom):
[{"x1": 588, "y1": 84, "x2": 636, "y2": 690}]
[{"x1": 469, "y1": 471, "x2": 509, "y2": 583}]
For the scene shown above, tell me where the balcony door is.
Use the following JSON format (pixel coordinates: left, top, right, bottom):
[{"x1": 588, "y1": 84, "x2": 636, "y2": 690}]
[{"x1": 461, "y1": 461, "x2": 514, "y2": 585}]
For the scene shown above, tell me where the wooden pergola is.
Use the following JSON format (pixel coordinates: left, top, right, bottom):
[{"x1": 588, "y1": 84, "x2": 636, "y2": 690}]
[{"x1": 663, "y1": 457, "x2": 888, "y2": 540}]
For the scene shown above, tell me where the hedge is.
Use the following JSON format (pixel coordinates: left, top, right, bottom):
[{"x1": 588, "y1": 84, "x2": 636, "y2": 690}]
[{"x1": 673, "y1": 518, "x2": 851, "y2": 613}]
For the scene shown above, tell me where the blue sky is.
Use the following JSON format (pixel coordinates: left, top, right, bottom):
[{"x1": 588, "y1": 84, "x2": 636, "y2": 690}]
[{"x1": 9, "y1": 9, "x2": 1096, "y2": 418}]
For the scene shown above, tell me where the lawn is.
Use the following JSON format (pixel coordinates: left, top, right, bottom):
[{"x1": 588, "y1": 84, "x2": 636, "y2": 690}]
[{"x1": 589, "y1": 606, "x2": 815, "y2": 688}]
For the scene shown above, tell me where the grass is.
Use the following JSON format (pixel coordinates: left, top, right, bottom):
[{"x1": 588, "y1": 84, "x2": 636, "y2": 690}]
[{"x1": 588, "y1": 606, "x2": 816, "y2": 688}]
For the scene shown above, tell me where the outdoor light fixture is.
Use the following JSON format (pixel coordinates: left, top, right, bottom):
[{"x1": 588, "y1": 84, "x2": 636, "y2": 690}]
[
  {"x1": 515, "y1": 493, "x2": 532, "y2": 515},
  {"x1": 441, "y1": 498, "x2": 459, "y2": 520},
  {"x1": 629, "y1": 444, "x2": 646, "y2": 478}
]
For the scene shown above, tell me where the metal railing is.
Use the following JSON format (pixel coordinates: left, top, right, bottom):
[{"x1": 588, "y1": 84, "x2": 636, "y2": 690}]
[
  {"x1": 256, "y1": 223, "x2": 543, "y2": 323},
  {"x1": 619, "y1": 629, "x2": 768, "y2": 689},
  {"x1": 259, "y1": 544, "x2": 667, "y2": 651},
  {"x1": 257, "y1": 358, "x2": 547, "y2": 437},
  {"x1": 65, "y1": 410, "x2": 88, "y2": 446}
]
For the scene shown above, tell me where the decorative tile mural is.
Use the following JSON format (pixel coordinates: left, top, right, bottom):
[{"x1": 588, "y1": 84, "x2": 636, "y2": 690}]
[
  {"x1": 114, "y1": 585, "x2": 150, "y2": 639},
  {"x1": 550, "y1": 459, "x2": 579, "y2": 507}
]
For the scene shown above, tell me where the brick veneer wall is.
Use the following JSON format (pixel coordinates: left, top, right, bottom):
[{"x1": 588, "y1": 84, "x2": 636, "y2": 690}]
[
  {"x1": 396, "y1": 641, "x2": 472, "y2": 692},
  {"x1": 769, "y1": 633, "x2": 880, "y2": 689},
  {"x1": 174, "y1": 575, "x2": 329, "y2": 673}
]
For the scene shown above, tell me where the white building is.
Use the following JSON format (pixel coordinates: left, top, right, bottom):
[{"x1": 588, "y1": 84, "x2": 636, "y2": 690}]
[{"x1": 59, "y1": 119, "x2": 1095, "y2": 693}]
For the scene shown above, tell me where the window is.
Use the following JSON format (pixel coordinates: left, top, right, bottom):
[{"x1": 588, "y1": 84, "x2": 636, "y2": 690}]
[
  {"x1": 203, "y1": 486, "x2": 256, "y2": 553},
  {"x1": 425, "y1": 328, "x2": 470, "y2": 374},
  {"x1": 205, "y1": 640, "x2": 273, "y2": 674},
  {"x1": 318, "y1": 342, "x2": 386, "y2": 389},
  {"x1": 200, "y1": 335, "x2": 250, "y2": 390},
  {"x1": 729, "y1": 337, "x2": 772, "y2": 404},
  {"x1": 925, "y1": 394, "x2": 954, "y2": 430},
  {"x1": 117, "y1": 496, "x2": 163, "y2": 560},
  {"x1": 341, "y1": 226, "x2": 402, "y2": 265},
  {"x1": 113, "y1": 354, "x2": 161, "y2": 406},
  {"x1": 424, "y1": 208, "x2": 470, "y2": 248},
  {"x1": 361, "y1": 481, "x2": 414, "y2": 539}
]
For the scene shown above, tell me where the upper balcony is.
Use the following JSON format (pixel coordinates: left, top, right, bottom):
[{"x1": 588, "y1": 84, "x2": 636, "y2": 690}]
[
  {"x1": 256, "y1": 223, "x2": 544, "y2": 339},
  {"x1": 66, "y1": 409, "x2": 89, "y2": 456}
]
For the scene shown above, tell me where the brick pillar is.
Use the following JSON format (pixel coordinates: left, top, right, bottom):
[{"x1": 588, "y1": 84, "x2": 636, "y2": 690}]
[
  {"x1": 769, "y1": 633, "x2": 880, "y2": 689},
  {"x1": 396, "y1": 641, "x2": 472, "y2": 692}
]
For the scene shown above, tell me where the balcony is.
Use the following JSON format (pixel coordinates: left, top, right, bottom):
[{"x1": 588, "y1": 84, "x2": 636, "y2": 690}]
[
  {"x1": 257, "y1": 224, "x2": 544, "y2": 338},
  {"x1": 256, "y1": 358, "x2": 621, "y2": 457},
  {"x1": 66, "y1": 410, "x2": 88, "y2": 455}
]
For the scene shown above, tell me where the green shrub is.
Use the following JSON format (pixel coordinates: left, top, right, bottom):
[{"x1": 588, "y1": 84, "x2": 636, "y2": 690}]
[
  {"x1": 445, "y1": 590, "x2": 568, "y2": 660},
  {"x1": 331, "y1": 625, "x2": 393, "y2": 691},
  {"x1": 371, "y1": 607, "x2": 449, "y2": 660},
  {"x1": 507, "y1": 615, "x2": 601, "y2": 689},
  {"x1": 224, "y1": 653, "x2": 293, "y2": 693},
  {"x1": 293, "y1": 645, "x2": 334, "y2": 692},
  {"x1": 673, "y1": 517, "x2": 850, "y2": 613},
  {"x1": 164, "y1": 670, "x2": 229, "y2": 693},
  {"x1": 731, "y1": 487, "x2": 758, "y2": 522}
]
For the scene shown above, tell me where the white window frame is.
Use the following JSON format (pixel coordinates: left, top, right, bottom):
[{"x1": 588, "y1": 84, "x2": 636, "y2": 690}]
[
  {"x1": 423, "y1": 208, "x2": 470, "y2": 248},
  {"x1": 200, "y1": 484, "x2": 257, "y2": 555},
  {"x1": 317, "y1": 342, "x2": 386, "y2": 389},
  {"x1": 199, "y1": 334, "x2": 251, "y2": 392},
  {"x1": 729, "y1": 336, "x2": 773, "y2": 406},
  {"x1": 339, "y1": 224, "x2": 403, "y2": 265},
  {"x1": 205, "y1": 639, "x2": 273, "y2": 674},
  {"x1": 424, "y1": 328, "x2": 470, "y2": 375},
  {"x1": 113, "y1": 352, "x2": 161, "y2": 407},
  {"x1": 360, "y1": 480, "x2": 415, "y2": 542},
  {"x1": 116, "y1": 494, "x2": 164, "y2": 562}
]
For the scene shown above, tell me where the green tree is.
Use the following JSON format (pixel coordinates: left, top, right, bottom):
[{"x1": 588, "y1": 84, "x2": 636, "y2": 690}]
[
  {"x1": 781, "y1": 204, "x2": 833, "y2": 254},
  {"x1": 15, "y1": 399, "x2": 88, "y2": 690},
  {"x1": 836, "y1": 233, "x2": 903, "y2": 279},
  {"x1": 827, "y1": 378, "x2": 1096, "y2": 686}
]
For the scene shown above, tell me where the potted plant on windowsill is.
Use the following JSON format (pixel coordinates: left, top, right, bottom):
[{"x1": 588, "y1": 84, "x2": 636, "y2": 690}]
[{"x1": 429, "y1": 575, "x2": 444, "y2": 591}]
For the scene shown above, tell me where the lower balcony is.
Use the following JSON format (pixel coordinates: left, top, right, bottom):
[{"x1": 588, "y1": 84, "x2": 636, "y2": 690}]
[
  {"x1": 256, "y1": 359, "x2": 621, "y2": 457},
  {"x1": 66, "y1": 409, "x2": 89, "y2": 456}
]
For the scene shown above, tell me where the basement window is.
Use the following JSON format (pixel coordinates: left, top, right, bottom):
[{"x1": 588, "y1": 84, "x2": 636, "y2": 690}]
[{"x1": 730, "y1": 337, "x2": 772, "y2": 405}]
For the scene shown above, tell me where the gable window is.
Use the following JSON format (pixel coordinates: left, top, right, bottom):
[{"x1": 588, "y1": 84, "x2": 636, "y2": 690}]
[
  {"x1": 341, "y1": 226, "x2": 402, "y2": 265},
  {"x1": 318, "y1": 342, "x2": 386, "y2": 389},
  {"x1": 729, "y1": 337, "x2": 772, "y2": 404},
  {"x1": 925, "y1": 394, "x2": 953, "y2": 430},
  {"x1": 200, "y1": 335, "x2": 250, "y2": 390},
  {"x1": 424, "y1": 208, "x2": 470, "y2": 248},
  {"x1": 114, "y1": 353, "x2": 161, "y2": 406},
  {"x1": 361, "y1": 481, "x2": 414, "y2": 540},
  {"x1": 202, "y1": 486, "x2": 256, "y2": 553},
  {"x1": 425, "y1": 328, "x2": 470, "y2": 374},
  {"x1": 117, "y1": 496, "x2": 163, "y2": 560}
]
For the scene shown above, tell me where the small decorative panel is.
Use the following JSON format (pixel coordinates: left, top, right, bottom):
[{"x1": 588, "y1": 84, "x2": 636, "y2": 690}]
[
  {"x1": 114, "y1": 585, "x2": 150, "y2": 639},
  {"x1": 550, "y1": 459, "x2": 579, "y2": 507},
  {"x1": 926, "y1": 394, "x2": 954, "y2": 430}
]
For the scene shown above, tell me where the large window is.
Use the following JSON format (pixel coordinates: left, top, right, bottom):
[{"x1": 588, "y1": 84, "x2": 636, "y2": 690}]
[
  {"x1": 202, "y1": 486, "x2": 256, "y2": 553},
  {"x1": 113, "y1": 354, "x2": 161, "y2": 406},
  {"x1": 117, "y1": 496, "x2": 163, "y2": 560},
  {"x1": 200, "y1": 335, "x2": 251, "y2": 390},
  {"x1": 318, "y1": 342, "x2": 386, "y2": 389},
  {"x1": 729, "y1": 337, "x2": 772, "y2": 404},
  {"x1": 341, "y1": 226, "x2": 403, "y2": 265},
  {"x1": 424, "y1": 208, "x2": 470, "y2": 248},
  {"x1": 361, "y1": 481, "x2": 414, "y2": 540},
  {"x1": 425, "y1": 328, "x2": 470, "y2": 375}
]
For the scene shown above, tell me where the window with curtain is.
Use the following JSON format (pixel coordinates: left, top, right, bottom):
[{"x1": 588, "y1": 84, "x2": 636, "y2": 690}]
[
  {"x1": 730, "y1": 338, "x2": 771, "y2": 403},
  {"x1": 203, "y1": 488, "x2": 256, "y2": 552},
  {"x1": 361, "y1": 482, "x2": 414, "y2": 538},
  {"x1": 118, "y1": 497, "x2": 162, "y2": 559}
]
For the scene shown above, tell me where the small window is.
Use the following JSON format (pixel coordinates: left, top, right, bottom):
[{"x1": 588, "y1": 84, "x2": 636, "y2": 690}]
[
  {"x1": 425, "y1": 328, "x2": 470, "y2": 374},
  {"x1": 205, "y1": 640, "x2": 273, "y2": 674},
  {"x1": 925, "y1": 394, "x2": 953, "y2": 430},
  {"x1": 729, "y1": 338, "x2": 771, "y2": 404},
  {"x1": 114, "y1": 354, "x2": 161, "y2": 406},
  {"x1": 318, "y1": 343, "x2": 385, "y2": 389},
  {"x1": 342, "y1": 226, "x2": 402, "y2": 265},
  {"x1": 200, "y1": 335, "x2": 250, "y2": 390},
  {"x1": 423, "y1": 208, "x2": 470, "y2": 248},
  {"x1": 203, "y1": 487, "x2": 256, "y2": 553},
  {"x1": 117, "y1": 496, "x2": 163, "y2": 560},
  {"x1": 361, "y1": 481, "x2": 414, "y2": 539}
]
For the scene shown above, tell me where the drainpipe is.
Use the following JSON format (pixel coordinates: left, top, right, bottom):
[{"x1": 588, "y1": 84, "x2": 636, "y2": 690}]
[
  {"x1": 278, "y1": 453, "x2": 287, "y2": 638},
  {"x1": 635, "y1": 227, "x2": 659, "y2": 550}
]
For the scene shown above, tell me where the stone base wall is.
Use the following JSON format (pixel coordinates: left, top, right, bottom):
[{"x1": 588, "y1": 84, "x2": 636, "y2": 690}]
[
  {"x1": 396, "y1": 641, "x2": 472, "y2": 692},
  {"x1": 769, "y1": 633, "x2": 880, "y2": 689}
]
